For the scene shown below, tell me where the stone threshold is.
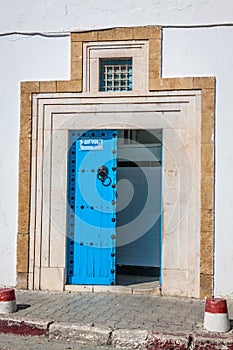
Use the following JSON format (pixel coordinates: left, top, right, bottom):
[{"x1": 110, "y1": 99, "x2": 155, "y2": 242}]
[{"x1": 65, "y1": 279, "x2": 161, "y2": 296}]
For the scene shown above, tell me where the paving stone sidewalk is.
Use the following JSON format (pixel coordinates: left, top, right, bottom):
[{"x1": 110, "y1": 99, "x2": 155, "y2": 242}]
[
  {"x1": 1, "y1": 290, "x2": 233, "y2": 349},
  {"x1": 15, "y1": 290, "x2": 206, "y2": 332}
]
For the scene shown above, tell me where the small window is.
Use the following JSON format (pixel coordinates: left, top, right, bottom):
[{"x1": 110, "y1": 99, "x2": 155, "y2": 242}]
[{"x1": 99, "y1": 58, "x2": 132, "y2": 92}]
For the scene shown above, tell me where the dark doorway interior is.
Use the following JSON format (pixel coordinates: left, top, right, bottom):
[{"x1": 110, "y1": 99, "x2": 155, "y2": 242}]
[{"x1": 116, "y1": 130, "x2": 162, "y2": 285}]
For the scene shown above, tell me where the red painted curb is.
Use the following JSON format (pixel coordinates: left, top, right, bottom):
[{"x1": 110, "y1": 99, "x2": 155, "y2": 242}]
[
  {"x1": 0, "y1": 288, "x2": 16, "y2": 302},
  {"x1": 205, "y1": 298, "x2": 228, "y2": 314},
  {"x1": 0, "y1": 319, "x2": 49, "y2": 336},
  {"x1": 146, "y1": 332, "x2": 233, "y2": 350},
  {"x1": 194, "y1": 335, "x2": 233, "y2": 350}
]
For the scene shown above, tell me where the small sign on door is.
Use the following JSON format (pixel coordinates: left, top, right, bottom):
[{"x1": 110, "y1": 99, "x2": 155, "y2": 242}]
[{"x1": 79, "y1": 139, "x2": 104, "y2": 151}]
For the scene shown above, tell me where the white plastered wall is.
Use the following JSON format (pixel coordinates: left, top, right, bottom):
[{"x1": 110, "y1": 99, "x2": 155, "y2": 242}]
[
  {"x1": 0, "y1": 0, "x2": 233, "y2": 31},
  {"x1": 0, "y1": 0, "x2": 233, "y2": 296},
  {"x1": 0, "y1": 35, "x2": 69, "y2": 286},
  {"x1": 163, "y1": 27, "x2": 233, "y2": 297}
]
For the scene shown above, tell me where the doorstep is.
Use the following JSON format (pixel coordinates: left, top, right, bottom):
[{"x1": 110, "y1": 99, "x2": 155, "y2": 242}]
[{"x1": 65, "y1": 275, "x2": 161, "y2": 295}]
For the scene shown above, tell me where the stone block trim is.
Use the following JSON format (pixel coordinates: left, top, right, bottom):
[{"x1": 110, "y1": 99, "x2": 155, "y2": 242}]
[
  {"x1": 71, "y1": 26, "x2": 161, "y2": 88},
  {"x1": 56, "y1": 80, "x2": 82, "y2": 92},
  {"x1": 17, "y1": 26, "x2": 215, "y2": 299},
  {"x1": 17, "y1": 234, "x2": 29, "y2": 273}
]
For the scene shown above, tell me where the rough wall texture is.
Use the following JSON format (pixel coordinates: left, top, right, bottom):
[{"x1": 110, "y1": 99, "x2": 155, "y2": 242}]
[{"x1": 1, "y1": 0, "x2": 233, "y2": 32}]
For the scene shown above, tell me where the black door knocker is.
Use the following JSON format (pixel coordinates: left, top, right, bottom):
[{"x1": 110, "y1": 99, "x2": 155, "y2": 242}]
[{"x1": 97, "y1": 165, "x2": 112, "y2": 187}]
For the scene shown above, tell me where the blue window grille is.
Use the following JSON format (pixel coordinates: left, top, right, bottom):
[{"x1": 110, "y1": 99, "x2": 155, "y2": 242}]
[{"x1": 100, "y1": 58, "x2": 132, "y2": 92}]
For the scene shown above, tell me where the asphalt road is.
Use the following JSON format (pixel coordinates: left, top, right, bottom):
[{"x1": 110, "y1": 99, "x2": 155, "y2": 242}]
[{"x1": 0, "y1": 333, "x2": 116, "y2": 350}]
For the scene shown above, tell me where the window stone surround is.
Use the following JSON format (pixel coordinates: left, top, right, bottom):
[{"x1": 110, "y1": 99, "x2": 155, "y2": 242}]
[{"x1": 82, "y1": 40, "x2": 148, "y2": 92}]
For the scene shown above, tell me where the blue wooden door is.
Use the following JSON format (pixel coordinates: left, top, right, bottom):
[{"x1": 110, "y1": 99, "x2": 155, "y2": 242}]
[{"x1": 67, "y1": 130, "x2": 117, "y2": 285}]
